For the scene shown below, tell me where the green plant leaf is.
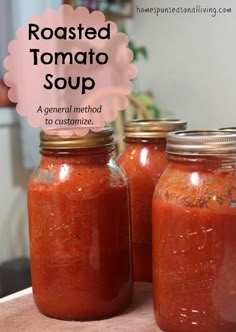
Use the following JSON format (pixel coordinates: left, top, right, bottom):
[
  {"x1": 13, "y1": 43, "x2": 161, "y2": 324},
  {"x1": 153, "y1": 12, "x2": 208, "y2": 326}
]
[{"x1": 135, "y1": 47, "x2": 148, "y2": 60}]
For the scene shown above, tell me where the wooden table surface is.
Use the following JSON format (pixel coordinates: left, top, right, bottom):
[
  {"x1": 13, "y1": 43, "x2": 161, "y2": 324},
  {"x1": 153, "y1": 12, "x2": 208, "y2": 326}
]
[{"x1": 0, "y1": 282, "x2": 162, "y2": 331}]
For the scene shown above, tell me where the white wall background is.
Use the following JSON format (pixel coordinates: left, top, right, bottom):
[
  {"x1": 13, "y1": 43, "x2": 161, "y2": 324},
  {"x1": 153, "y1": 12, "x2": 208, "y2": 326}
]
[
  {"x1": 128, "y1": 0, "x2": 236, "y2": 129},
  {"x1": 0, "y1": 0, "x2": 61, "y2": 263}
]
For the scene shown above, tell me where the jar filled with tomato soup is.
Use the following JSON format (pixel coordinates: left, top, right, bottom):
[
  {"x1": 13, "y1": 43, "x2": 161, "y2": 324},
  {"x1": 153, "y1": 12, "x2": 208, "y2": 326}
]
[
  {"x1": 28, "y1": 128, "x2": 133, "y2": 321},
  {"x1": 118, "y1": 119, "x2": 186, "y2": 282},
  {"x1": 153, "y1": 130, "x2": 236, "y2": 332}
]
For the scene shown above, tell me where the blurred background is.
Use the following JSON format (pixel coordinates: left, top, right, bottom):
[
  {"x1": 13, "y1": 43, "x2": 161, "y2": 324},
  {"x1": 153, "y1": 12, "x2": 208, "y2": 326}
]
[{"x1": 0, "y1": 0, "x2": 235, "y2": 295}]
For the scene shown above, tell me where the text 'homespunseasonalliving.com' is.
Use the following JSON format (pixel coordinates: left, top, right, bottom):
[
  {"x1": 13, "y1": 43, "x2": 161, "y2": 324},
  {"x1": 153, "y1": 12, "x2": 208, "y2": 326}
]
[{"x1": 136, "y1": 4, "x2": 232, "y2": 18}]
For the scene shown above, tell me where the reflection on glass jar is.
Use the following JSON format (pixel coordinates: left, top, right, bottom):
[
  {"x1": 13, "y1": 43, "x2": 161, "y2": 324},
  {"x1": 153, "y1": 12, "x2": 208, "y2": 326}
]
[
  {"x1": 28, "y1": 128, "x2": 133, "y2": 321},
  {"x1": 152, "y1": 130, "x2": 236, "y2": 332},
  {"x1": 118, "y1": 119, "x2": 186, "y2": 282}
]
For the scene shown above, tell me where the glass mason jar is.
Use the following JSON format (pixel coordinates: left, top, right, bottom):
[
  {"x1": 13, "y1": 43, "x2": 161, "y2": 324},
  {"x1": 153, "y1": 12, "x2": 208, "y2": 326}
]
[
  {"x1": 152, "y1": 130, "x2": 236, "y2": 332},
  {"x1": 118, "y1": 119, "x2": 186, "y2": 282},
  {"x1": 28, "y1": 128, "x2": 133, "y2": 321}
]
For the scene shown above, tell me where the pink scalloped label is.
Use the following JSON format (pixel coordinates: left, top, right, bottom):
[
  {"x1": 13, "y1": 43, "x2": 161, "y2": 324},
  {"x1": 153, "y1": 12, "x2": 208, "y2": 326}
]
[{"x1": 3, "y1": 5, "x2": 137, "y2": 135}]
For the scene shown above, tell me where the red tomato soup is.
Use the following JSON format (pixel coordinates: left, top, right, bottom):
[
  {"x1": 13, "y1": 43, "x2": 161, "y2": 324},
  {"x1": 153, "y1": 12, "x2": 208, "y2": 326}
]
[
  {"x1": 152, "y1": 130, "x2": 236, "y2": 332},
  {"x1": 28, "y1": 128, "x2": 133, "y2": 321},
  {"x1": 118, "y1": 119, "x2": 186, "y2": 282}
]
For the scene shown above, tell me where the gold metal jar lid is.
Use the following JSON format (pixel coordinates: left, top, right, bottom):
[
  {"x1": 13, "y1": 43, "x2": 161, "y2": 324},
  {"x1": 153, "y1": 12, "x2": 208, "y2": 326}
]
[
  {"x1": 166, "y1": 130, "x2": 236, "y2": 155},
  {"x1": 219, "y1": 127, "x2": 236, "y2": 131},
  {"x1": 40, "y1": 127, "x2": 114, "y2": 150},
  {"x1": 124, "y1": 119, "x2": 187, "y2": 138}
]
